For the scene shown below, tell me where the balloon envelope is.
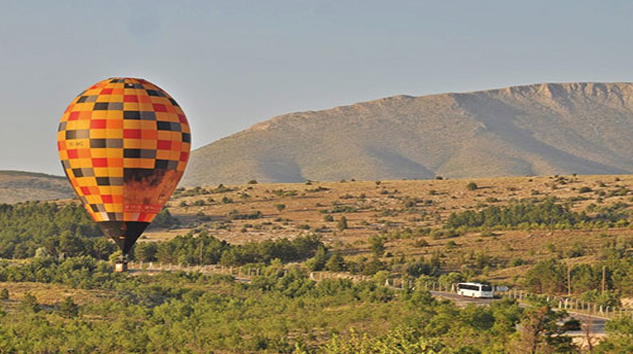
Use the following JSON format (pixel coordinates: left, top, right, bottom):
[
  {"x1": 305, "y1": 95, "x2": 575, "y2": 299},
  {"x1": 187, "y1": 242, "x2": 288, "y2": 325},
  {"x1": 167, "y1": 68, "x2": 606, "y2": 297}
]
[{"x1": 57, "y1": 78, "x2": 190, "y2": 254}]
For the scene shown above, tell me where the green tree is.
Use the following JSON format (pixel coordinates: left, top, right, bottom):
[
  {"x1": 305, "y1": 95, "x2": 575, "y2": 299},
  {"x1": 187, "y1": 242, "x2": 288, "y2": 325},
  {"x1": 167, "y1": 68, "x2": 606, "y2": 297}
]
[
  {"x1": 90, "y1": 238, "x2": 117, "y2": 260},
  {"x1": 20, "y1": 292, "x2": 39, "y2": 313},
  {"x1": 0, "y1": 288, "x2": 8, "y2": 300},
  {"x1": 598, "y1": 316, "x2": 633, "y2": 353},
  {"x1": 134, "y1": 242, "x2": 158, "y2": 262},
  {"x1": 524, "y1": 259, "x2": 567, "y2": 294},
  {"x1": 58, "y1": 231, "x2": 87, "y2": 257},
  {"x1": 369, "y1": 235, "x2": 386, "y2": 257},
  {"x1": 466, "y1": 182, "x2": 478, "y2": 191},
  {"x1": 275, "y1": 204, "x2": 286, "y2": 212},
  {"x1": 512, "y1": 304, "x2": 575, "y2": 354},
  {"x1": 151, "y1": 208, "x2": 180, "y2": 229},
  {"x1": 325, "y1": 253, "x2": 346, "y2": 272},
  {"x1": 308, "y1": 246, "x2": 328, "y2": 271},
  {"x1": 57, "y1": 296, "x2": 79, "y2": 318}
]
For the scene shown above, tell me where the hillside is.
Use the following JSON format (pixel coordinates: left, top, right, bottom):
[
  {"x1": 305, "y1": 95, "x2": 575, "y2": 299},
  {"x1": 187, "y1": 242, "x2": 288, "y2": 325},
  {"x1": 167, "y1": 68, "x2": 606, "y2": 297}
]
[
  {"x1": 183, "y1": 82, "x2": 633, "y2": 186},
  {"x1": 0, "y1": 170, "x2": 74, "y2": 203},
  {"x1": 4, "y1": 174, "x2": 633, "y2": 352},
  {"x1": 147, "y1": 174, "x2": 633, "y2": 286}
]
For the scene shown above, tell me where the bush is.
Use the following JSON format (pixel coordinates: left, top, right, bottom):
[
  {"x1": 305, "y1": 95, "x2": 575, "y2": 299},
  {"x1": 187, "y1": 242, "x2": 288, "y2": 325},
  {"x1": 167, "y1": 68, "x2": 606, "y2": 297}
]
[
  {"x1": 369, "y1": 235, "x2": 386, "y2": 257},
  {"x1": 150, "y1": 208, "x2": 180, "y2": 229},
  {"x1": 325, "y1": 253, "x2": 346, "y2": 272},
  {"x1": 57, "y1": 296, "x2": 79, "y2": 318},
  {"x1": 579, "y1": 186, "x2": 592, "y2": 194},
  {"x1": 337, "y1": 216, "x2": 348, "y2": 231},
  {"x1": 466, "y1": 182, "x2": 478, "y2": 191},
  {"x1": 20, "y1": 292, "x2": 39, "y2": 313}
]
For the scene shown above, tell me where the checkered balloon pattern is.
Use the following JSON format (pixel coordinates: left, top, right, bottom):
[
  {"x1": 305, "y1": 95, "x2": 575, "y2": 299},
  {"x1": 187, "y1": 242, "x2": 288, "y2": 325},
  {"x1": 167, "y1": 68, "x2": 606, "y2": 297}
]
[{"x1": 57, "y1": 78, "x2": 190, "y2": 224}]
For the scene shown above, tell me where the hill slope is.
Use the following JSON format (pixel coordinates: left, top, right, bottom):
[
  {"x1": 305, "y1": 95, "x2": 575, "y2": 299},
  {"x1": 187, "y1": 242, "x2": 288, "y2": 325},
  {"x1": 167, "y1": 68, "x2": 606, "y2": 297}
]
[
  {"x1": 183, "y1": 82, "x2": 633, "y2": 187},
  {"x1": 0, "y1": 170, "x2": 74, "y2": 203}
]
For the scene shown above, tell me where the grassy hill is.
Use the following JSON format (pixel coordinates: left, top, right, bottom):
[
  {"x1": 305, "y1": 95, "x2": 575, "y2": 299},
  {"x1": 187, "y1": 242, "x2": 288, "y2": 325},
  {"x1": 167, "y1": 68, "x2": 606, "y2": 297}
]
[
  {"x1": 183, "y1": 82, "x2": 633, "y2": 186},
  {"x1": 0, "y1": 170, "x2": 74, "y2": 203}
]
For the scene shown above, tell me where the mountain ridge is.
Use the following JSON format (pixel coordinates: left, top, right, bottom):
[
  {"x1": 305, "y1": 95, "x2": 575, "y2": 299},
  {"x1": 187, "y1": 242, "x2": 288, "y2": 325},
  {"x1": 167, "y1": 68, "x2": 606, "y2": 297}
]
[
  {"x1": 0, "y1": 170, "x2": 74, "y2": 203},
  {"x1": 181, "y1": 82, "x2": 633, "y2": 186}
]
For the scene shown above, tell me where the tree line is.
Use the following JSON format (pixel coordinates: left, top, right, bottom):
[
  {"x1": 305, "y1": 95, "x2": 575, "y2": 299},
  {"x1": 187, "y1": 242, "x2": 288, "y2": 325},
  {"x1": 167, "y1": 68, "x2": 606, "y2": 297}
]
[
  {"x1": 133, "y1": 232, "x2": 324, "y2": 267},
  {"x1": 446, "y1": 199, "x2": 630, "y2": 230}
]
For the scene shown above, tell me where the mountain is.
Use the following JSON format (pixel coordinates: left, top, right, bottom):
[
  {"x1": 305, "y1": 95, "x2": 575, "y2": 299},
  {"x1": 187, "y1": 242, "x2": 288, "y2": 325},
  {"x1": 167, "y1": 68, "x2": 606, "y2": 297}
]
[
  {"x1": 182, "y1": 82, "x2": 633, "y2": 187},
  {"x1": 0, "y1": 170, "x2": 74, "y2": 203}
]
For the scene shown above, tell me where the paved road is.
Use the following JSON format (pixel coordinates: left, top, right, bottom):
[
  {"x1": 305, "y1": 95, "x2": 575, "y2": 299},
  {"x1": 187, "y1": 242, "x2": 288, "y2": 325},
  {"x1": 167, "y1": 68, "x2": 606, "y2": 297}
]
[
  {"x1": 430, "y1": 291, "x2": 607, "y2": 335},
  {"x1": 565, "y1": 312, "x2": 607, "y2": 335},
  {"x1": 430, "y1": 291, "x2": 498, "y2": 307},
  {"x1": 130, "y1": 265, "x2": 610, "y2": 336}
]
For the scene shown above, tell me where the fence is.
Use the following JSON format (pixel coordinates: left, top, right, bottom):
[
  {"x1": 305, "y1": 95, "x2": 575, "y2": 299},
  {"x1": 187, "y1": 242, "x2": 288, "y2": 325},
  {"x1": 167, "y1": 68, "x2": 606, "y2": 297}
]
[
  {"x1": 411, "y1": 280, "x2": 633, "y2": 321},
  {"x1": 127, "y1": 261, "x2": 633, "y2": 320}
]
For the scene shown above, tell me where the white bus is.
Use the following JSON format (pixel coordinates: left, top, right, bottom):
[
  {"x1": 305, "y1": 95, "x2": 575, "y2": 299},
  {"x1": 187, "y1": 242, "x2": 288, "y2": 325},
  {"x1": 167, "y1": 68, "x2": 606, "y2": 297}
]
[{"x1": 457, "y1": 282, "x2": 494, "y2": 298}]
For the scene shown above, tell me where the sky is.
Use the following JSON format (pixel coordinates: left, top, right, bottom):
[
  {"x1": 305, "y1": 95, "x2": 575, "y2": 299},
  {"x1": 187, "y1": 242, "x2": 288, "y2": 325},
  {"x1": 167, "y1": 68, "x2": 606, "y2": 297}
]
[{"x1": 1, "y1": 0, "x2": 633, "y2": 175}]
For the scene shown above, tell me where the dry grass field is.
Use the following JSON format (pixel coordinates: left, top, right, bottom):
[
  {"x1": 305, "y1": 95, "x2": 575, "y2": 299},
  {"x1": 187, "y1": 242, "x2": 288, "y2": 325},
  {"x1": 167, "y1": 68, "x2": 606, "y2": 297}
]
[{"x1": 143, "y1": 174, "x2": 633, "y2": 285}]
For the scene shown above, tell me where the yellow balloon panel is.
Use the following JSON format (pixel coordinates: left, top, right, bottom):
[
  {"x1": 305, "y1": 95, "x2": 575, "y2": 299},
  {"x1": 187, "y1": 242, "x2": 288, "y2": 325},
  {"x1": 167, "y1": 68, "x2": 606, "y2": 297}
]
[{"x1": 57, "y1": 78, "x2": 190, "y2": 223}]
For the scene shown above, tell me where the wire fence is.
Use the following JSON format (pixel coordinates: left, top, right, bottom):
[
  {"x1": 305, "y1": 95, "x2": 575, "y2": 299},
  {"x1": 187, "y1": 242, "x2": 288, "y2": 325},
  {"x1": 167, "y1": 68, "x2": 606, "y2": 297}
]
[
  {"x1": 127, "y1": 261, "x2": 632, "y2": 320},
  {"x1": 414, "y1": 280, "x2": 633, "y2": 321}
]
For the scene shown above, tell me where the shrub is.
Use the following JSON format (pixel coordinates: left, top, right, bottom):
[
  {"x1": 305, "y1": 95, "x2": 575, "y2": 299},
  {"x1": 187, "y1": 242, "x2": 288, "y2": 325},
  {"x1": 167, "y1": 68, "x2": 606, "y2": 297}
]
[
  {"x1": 466, "y1": 182, "x2": 478, "y2": 191},
  {"x1": 369, "y1": 235, "x2": 386, "y2": 257},
  {"x1": 325, "y1": 253, "x2": 346, "y2": 272},
  {"x1": 20, "y1": 292, "x2": 39, "y2": 313},
  {"x1": 57, "y1": 296, "x2": 79, "y2": 318},
  {"x1": 337, "y1": 216, "x2": 348, "y2": 231},
  {"x1": 579, "y1": 186, "x2": 592, "y2": 194}
]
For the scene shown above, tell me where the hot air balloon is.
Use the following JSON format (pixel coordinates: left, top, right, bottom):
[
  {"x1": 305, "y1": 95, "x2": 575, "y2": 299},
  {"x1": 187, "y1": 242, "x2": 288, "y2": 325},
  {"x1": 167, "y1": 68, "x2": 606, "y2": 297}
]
[{"x1": 57, "y1": 78, "x2": 191, "y2": 271}]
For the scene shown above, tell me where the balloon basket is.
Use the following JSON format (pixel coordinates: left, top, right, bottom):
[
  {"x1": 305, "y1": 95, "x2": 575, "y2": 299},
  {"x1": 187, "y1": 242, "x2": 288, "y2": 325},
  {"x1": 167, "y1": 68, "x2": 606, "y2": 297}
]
[{"x1": 115, "y1": 261, "x2": 128, "y2": 273}]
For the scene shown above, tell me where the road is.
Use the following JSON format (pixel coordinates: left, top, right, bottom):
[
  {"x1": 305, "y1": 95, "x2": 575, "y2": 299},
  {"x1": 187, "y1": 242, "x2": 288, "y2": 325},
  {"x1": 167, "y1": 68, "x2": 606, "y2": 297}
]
[
  {"x1": 430, "y1": 291, "x2": 607, "y2": 335},
  {"x1": 129, "y1": 264, "x2": 610, "y2": 336}
]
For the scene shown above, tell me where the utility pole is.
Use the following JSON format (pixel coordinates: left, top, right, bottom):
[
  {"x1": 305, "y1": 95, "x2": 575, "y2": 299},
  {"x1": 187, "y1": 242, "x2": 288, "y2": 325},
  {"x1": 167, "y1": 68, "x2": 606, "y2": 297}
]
[
  {"x1": 567, "y1": 261, "x2": 572, "y2": 296},
  {"x1": 601, "y1": 265, "x2": 606, "y2": 293}
]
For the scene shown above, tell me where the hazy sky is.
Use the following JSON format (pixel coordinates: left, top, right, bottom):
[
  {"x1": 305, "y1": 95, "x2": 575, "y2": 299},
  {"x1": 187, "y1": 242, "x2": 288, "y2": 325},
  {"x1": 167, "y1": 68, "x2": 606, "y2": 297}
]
[{"x1": 2, "y1": 0, "x2": 633, "y2": 175}]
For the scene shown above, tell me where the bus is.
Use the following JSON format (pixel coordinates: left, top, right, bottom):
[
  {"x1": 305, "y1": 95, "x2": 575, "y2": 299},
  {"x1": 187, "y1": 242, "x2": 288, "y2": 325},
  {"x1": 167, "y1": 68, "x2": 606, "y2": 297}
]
[{"x1": 457, "y1": 282, "x2": 494, "y2": 298}]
